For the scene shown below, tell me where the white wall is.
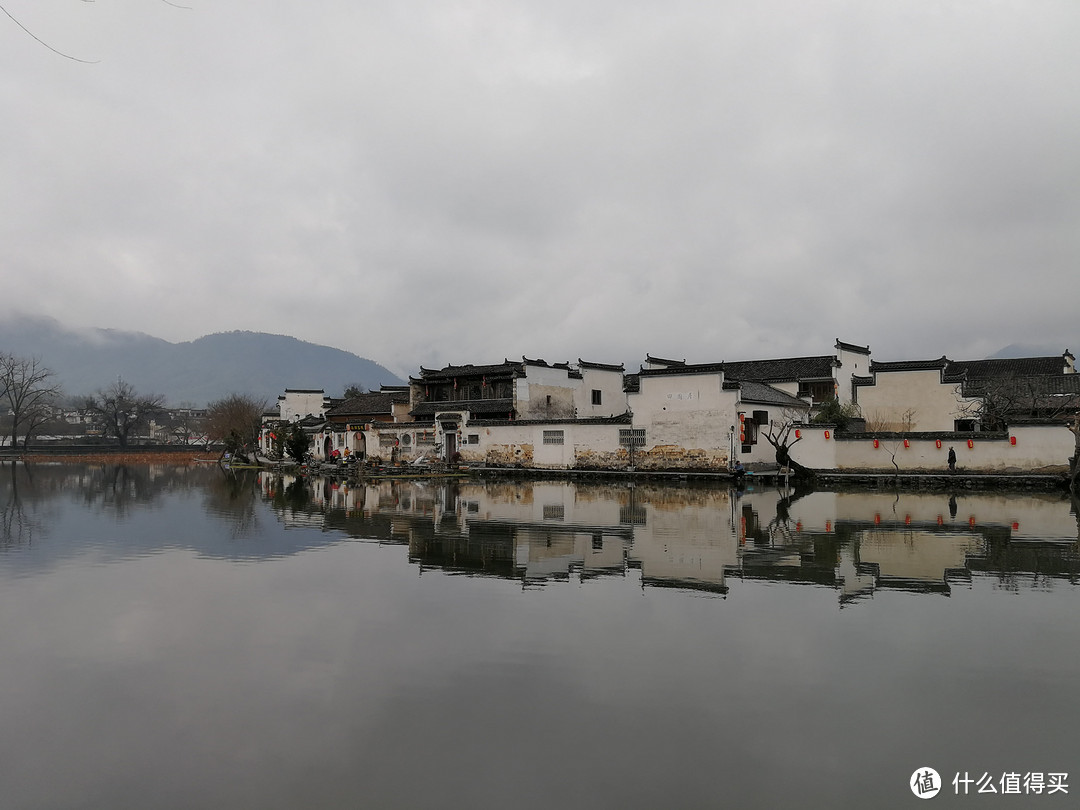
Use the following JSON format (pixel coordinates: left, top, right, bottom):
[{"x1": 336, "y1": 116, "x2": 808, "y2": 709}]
[
  {"x1": 854, "y1": 370, "x2": 977, "y2": 432},
  {"x1": 574, "y1": 367, "x2": 628, "y2": 418},
  {"x1": 278, "y1": 390, "x2": 328, "y2": 422},
  {"x1": 790, "y1": 423, "x2": 1073, "y2": 472}
]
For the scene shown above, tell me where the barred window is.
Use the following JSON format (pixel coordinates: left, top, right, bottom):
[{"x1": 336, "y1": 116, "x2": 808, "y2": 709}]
[
  {"x1": 619, "y1": 428, "x2": 646, "y2": 447},
  {"x1": 543, "y1": 430, "x2": 565, "y2": 445},
  {"x1": 416, "y1": 430, "x2": 435, "y2": 445},
  {"x1": 379, "y1": 435, "x2": 397, "y2": 448},
  {"x1": 543, "y1": 504, "x2": 565, "y2": 520}
]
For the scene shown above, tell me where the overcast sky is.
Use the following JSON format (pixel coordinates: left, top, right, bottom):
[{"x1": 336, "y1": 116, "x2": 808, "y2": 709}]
[{"x1": 2, "y1": 0, "x2": 1077, "y2": 377}]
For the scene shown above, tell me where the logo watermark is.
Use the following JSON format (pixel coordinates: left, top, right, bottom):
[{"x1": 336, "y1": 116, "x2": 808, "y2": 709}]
[
  {"x1": 911, "y1": 767, "x2": 941, "y2": 799},
  {"x1": 910, "y1": 768, "x2": 1069, "y2": 799}
]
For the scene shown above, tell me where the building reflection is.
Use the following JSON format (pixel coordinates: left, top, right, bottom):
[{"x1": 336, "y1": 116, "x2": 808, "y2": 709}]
[{"x1": 258, "y1": 473, "x2": 1080, "y2": 602}]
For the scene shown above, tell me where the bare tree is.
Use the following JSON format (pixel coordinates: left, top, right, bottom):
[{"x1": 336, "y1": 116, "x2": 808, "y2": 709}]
[
  {"x1": 955, "y1": 373, "x2": 1076, "y2": 431},
  {"x1": 205, "y1": 393, "x2": 267, "y2": 462},
  {"x1": 761, "y1": 408, "x2": 814, "y2": 480},
  {"x1": 84, "y1": 379, "x2": 165, "y2": 447},
  {"x1": 0, "y1": 353, "x2": 62, "y2": 448}
]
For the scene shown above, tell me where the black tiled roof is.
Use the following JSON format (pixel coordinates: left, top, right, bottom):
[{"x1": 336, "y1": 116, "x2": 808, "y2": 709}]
[
  {"x1": 869, "y1": 357, "x2": 949, "y2": 373},
  {"x1": 467, "y1": 413, "x2": 634, "y2": 427},
  {"x1": 326, "y1": 392, "x2": 396, "y2": 418},
  {"x1": 835, "y1": 339, "x2": 871, "y2": 354},
  {"x1": 410, "y1": 398, "x2": 515, "y2": 417},
  {"x1": 728, "y1": 380, "x2": 810, "y2": 409},
  {"x1": 638, "y1": 362, "x2": 726, "y2": 377},
  {"x1": 644, "y1": 354, "x2": 686, "y2": 367},
  {"x1": 578, "y1": 359, "x2": 625, "y2": 372},
  {"x1": 413, "y1": 361, "x2": 522, "y2": 383},
  {"x1": 724, "y1": 355, "x2": 838, "y2": 382},
  {"x1": 946, "y1": 356, "x2": 1070, "y2": 379}
]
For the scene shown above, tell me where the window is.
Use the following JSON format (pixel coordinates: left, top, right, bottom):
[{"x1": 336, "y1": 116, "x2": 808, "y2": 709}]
[
  {"x1": 543, "y1": 504, "x2": 565, "y2": 520},
  {"x1": 619, "y1": 428, "x2": 646, "y2": 446},
  {"x1": 416, "y1": 430, "x2": 435, "y2": 445},
  {"x1": 401, "y1": 433, "x2": 412, "y2": 446},
  {"x1": 591, "y1": 389, "x2": 602, "y2": 405},
  {"x1": 543, "y1": 430, "x2": 564, "y2": 445},
  {"x1": 467, "y1": 434, "x2": 479, "y2": 444}
]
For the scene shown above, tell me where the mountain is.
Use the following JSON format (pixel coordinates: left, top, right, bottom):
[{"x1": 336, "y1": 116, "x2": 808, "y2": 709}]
[
  {"x1": 988, "y1": 343, "x2": 1075, "y2": 360},
  {"x1": 0, "y1": 315, "x2": 404, "y2": 406}
]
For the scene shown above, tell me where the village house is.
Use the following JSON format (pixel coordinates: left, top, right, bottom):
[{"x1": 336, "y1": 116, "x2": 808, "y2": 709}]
[
  {"x1": 396, "y1": 358, "x2": 631, "y2": 466},
  {"x1": 263, "y1": 341, "x2": 1077, "y2": 474},
  {"x1": 851, "y1": 352, "x2": 1077, "y2": 432}
]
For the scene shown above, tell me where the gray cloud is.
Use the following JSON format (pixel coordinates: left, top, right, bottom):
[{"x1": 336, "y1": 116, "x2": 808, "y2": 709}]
[{"x1": 2, "y1": 0, "x2": 1077, "y2": 376}]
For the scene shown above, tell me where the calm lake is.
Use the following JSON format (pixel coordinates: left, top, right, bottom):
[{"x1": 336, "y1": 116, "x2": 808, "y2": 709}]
[{"x1": 1, "y1": 462, "x2": 1078, "y2": 808}]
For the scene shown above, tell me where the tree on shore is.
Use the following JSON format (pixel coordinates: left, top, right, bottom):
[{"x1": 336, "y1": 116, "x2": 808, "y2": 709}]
[
  {"x1": 761, "y1": 408, "x2": 814, "y2": 480},
  {"x1": 283, "y1": 423, "x2": 311, "y2": 463},
  {"x1": 810, "y1": 397, "x2": 863, "y2": 431},
  {"x1": 205, "y1": 394, "x2": 266, "y2": 462},
  {"x1": 0, "y1": 353, "x2": 61, "y2": 448},
  {"x1": 84, "y1": 379, "x2": 165, "y2": 447}
]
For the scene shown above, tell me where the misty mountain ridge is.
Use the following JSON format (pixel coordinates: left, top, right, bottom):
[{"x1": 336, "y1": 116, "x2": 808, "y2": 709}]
[
  {"x1": 987, "y1": 343, "x2": 1075, "y2": 360},
  {"x1": 0, "y1": 315, "x2": 403, "y2": 406}
]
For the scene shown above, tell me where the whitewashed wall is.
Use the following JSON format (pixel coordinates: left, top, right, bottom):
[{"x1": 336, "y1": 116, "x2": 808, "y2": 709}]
[
  {"x1": 854, "y1": 369, "x2": 977, "y2": 432},
  {"x1": 790, "y1": 423, "x2": 1073, "y2": 472},
  {"x1": 574, "y1": 367, "x2": 628, "y2": 418}
]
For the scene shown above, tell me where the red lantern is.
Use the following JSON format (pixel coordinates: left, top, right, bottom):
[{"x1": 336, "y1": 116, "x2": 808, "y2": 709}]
[
  {"x1": 903, "y1": 439, "x2": 910, "y2": 448},
  {"x1": 824, "y1": 430, "x2": 831, "y2": 439},
  {"x1": 1010, "y1": 436, "x2": 1017, "y2": 446},
  {"x1": 873, "y1": 438, "x2": 879, "y2": 448},
  {"x1": 967, "y1": 439, "x2": 974, "y2": 449},
  {"x1": 935, "y1": 439, "x2": 942, "y2": 449},
  {"x1": 795, "y1": 429, "x2": 801, "y2": 439}
]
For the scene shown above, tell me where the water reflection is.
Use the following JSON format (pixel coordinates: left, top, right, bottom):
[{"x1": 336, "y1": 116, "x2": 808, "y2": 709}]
[
  {"x1": 2, "y1": 464, "x2": 1080, "y2": 809},
  {"x1": 4, "y1": 463, "x2": 1078, "y2": 599},
  {"x1": 258, "y1": 472, "x2": 1080, "y2": 603}
]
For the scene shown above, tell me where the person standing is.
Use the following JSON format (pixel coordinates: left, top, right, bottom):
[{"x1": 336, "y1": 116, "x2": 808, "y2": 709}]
[{"x1": 947, "y1": 446, "x2": 957, "y2": 472}]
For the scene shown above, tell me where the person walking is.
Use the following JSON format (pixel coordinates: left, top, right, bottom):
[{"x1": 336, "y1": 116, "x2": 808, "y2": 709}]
[{"x1": 947, "y1": 446, "x2": 957, "y2": 472}]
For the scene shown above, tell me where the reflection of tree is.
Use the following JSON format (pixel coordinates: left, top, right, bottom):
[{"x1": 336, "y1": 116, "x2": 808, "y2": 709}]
[
  {"x1": 265, "y1": 474, "x2": 315, "y2": 515},
  {"x1": 202, "y1": 467, "x2": 262, "y2": 537},
  {"x1": 0, "y1": 462, "x2": 46, "y2": 547},
  {"x1": 78, "y1": 465, "x2": 160, "y2": 517}
]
